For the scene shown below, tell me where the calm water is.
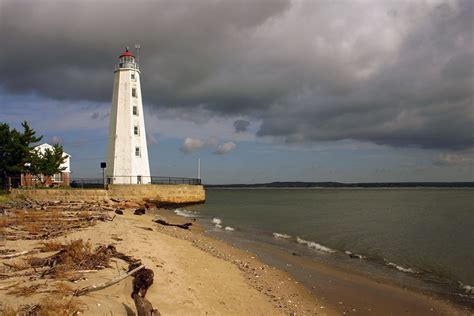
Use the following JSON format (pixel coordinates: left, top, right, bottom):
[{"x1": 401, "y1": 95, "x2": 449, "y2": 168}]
[{"x1": 179, "y1": 188, "x2": 474, "y2": 301}]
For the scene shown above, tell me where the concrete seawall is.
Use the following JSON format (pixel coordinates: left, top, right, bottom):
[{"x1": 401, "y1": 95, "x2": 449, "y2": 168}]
[{"x1": 10, "y1": 184, "x2": 206, "y2": 204}]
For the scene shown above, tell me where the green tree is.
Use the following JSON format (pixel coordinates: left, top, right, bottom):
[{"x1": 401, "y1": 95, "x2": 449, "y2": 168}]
[
  {"x1": 29, "y1": 144, "x2": 67, "y2": 185},
  {"x1": 0, "y1": 121, "x2": 43, "y2": 177}
]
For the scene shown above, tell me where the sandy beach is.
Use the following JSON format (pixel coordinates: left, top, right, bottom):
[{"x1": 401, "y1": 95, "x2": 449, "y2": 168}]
[
  {"x1": 0, "y1": 200, "x2": 329, "y2": 315},
  {"x1": 0, "y1": 199, "x2": 470, "y2": 315}
]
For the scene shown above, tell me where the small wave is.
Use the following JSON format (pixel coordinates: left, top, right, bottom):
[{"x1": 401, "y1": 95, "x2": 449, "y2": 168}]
[
  {"x1": 224, "y1": 226, "x2": 235, "y2": 231},
  {"x1": 385, "y1": 261, "x2": 415, "y2": 273},
  {"x1": 296, "y1": 237, "x2": 335, "y2": 253},
  {"x1": 273, "y1": 232, "x2": 292, "y2": 239},
  {"x1": 459, "y1": 282, "x2": 474, "y2": 294},
  {"x1": 212, "y1": 218, "x2": 223, "y2": 229},
  {"x1": 174, "y1": 209, "x2": 199, "y2": 218},
  {"x1": 345, "y1": 251, "x2": 365, "y2": 259}
]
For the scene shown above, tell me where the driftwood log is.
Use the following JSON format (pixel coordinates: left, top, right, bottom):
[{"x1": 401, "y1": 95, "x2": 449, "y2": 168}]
[
  {"x1": 130, "y1": 263, "x2": 158, "y2": 316},
  {"x1": 74, "y1": 264, "x2": 145, "y2": 296},
  {"x1": 134, "y1": 294, "x2": 160, "y2": 316},
  {"x1": 153, "y1": 219, "x2": 192, "y2": 230}
]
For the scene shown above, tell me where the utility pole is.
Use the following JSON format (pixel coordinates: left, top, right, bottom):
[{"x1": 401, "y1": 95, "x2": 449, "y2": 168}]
[{"x1": 198, "y1": 158, "x2": 201, "y2": 181}]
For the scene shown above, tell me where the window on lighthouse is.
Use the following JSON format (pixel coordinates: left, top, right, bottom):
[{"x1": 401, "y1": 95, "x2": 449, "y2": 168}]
[
  {"x1": 132, "y1": 88, "x2": 137, "y2": 98},
  {"x1": 131, "y1": 73, "x2": 135, "y2": 80},
  {"x1": 133, "y1": 106, "x2": 138, "y2": 116},
  {"x1": 134, "y1": 126, "x2": 139, "y2": 136},
  {"x1": 135, "y1": 147, "x2": 141, "y2": 157}
]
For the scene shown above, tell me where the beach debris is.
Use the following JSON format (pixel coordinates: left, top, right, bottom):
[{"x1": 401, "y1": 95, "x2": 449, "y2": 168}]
[
  {"x1": 130, "y1": 262, "x2": 154, "y2": 298},
  {"x1": 74, "y1": 263, "x2": 145, "y2": 296},
  {"x1": 111, "y1": 235, "x2": 123, "y2": 241},
  {"x1": 21, "y1": 241, "x2": 137, "y2": 281},
  {"x1": 0, "y1": 199, "x2": 115, "y2": 240},
  {"x1": 0, "y1": 197, "x2": 163, "y2": 316},
  {"x1": 137, "y1": 226, "x2": 154, "y2": 232},
  {"x1": 134, "y1": 207, "x2": 146, "y2": 215},
  {"x1": 0, "y1": 250, "x2": 37, "y2": 259},
  {"x1": 134, "y1": 293, "x2": 161, "y2": 316},
  {"x1": 153, "y1": 219, "x2": 193, "y2": 230}
]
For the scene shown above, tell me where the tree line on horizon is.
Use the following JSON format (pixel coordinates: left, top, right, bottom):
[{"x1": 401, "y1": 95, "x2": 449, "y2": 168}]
[
  {"x1": 0, "y1": 121, "x2": 66, "y2": 187},
  {"x1": 205, "y1": 181, "x2": 474, "y2": 188}
]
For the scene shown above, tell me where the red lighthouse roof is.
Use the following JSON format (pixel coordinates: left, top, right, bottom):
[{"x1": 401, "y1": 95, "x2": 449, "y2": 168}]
[{"x1": 119, "y1": 48, "x2": 135, "y2": 58}]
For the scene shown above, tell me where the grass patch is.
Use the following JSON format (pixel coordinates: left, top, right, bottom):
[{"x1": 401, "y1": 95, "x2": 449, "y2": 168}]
[{"x1": 0, "y1": 190, "x2": 10, "y2": 203}]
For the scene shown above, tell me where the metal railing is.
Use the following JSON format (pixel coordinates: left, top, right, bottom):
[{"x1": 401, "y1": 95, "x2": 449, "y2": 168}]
[
  {"x1": 70, "y1": 178, "x2": 105, "y2": 189},
  {"x1": 106, "y1": 175, "x2": 201, "y2": 185},
  {"x1": 2, "y1": 175, "x2": 201, "y2": 190},
  {"x1": 70, "y1": 176, "x2": 201, "y2": 188},
  {"x1": 115, "y1": 63, "x2": 140, "y2": 71}
]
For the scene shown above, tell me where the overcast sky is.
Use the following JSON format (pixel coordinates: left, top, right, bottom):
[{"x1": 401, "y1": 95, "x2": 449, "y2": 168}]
[{"x1": 0, "y1": 0, "x2": 472, "y2": 183}]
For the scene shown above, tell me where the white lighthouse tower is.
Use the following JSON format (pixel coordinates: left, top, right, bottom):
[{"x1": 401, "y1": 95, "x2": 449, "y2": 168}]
[{"x1": 106, "y1": 48, "x2": 151, "y2": 184}]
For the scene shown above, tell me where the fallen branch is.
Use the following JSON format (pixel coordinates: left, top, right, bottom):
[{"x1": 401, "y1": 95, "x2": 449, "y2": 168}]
[
  {"x1": 75, "y1": 269, "x2": 99, "y2": 273},
  {"x1": 0, "y1": 282, "x2": 20, "y2": 290},
  {"x1": 0, "y1": 250, "x2": 36, "y2": 259},
  {"x1": 100, "y1": 206, "x2": 116, "y2": 212},
  {"x1": 0, "y1": 267, "x2": 50, "y2": 280},
  {"x1": 153, "y1": 219, "x2": 192, "y2": 230},
  {"x1": 74, "y1": 264, "x2": 145, "y2": 296}
]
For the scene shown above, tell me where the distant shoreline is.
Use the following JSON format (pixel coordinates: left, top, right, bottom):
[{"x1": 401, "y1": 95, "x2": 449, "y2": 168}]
[{"x1": 205, "y1": 181, "x2": 474, "y2": 189}]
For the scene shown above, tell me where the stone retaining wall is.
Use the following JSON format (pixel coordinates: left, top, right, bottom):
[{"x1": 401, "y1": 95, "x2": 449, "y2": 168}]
[{"x1": 10, "y1": 184, "x2": 205, "y2": 204}]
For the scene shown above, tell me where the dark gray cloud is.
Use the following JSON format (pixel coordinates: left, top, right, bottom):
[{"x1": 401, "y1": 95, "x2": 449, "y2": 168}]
[
  {"x1": 1, "y1": 0, "x2": 472, "y2": 150},
  {"x1": 233, "y1": 119, "x2": 250, "y2": 133}
]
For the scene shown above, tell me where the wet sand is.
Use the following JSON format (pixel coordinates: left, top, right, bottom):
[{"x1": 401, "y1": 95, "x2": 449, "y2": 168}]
[{"x1": 158, "y1": 208, "x2": 470, "y2": 315}]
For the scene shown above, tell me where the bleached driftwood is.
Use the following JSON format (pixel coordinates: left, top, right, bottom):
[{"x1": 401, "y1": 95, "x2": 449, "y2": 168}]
[
  {"x1": 0, "y1": 282, "x2": 20, "y2": 290},
  {"x1": 74, "y1": 264, "x2": 145, "y2": 296},
  {"x1": 0, "y1": 250, "x2": 36, "y2": 259}
]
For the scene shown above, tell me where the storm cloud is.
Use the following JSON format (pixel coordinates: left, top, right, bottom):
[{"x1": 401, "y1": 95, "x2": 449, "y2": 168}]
[
  {"x1": 234, "y1": 119, "x2": 251, "y2": 133},
  {"x1": 1, "y1": 0, "x2": 472, "y2": 150}
]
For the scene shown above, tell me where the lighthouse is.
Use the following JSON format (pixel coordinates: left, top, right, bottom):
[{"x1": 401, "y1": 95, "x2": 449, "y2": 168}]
[{"x1": 106, "y1": 48, "x2": 151, "y2": 184}]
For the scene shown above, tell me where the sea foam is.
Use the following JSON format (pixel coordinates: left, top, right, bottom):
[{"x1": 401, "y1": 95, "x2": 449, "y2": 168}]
[
  {"x1": 273, "y1": 232, "x2": 292, "y2": 239},
  {"x1": 224, "y1": 226, "x2": 235, "y2": 231},
  {"x1": 345, "y1": 250, "x2": 365, "y2": 259},
  {"x1": 296, "y1": 237, "x2": 336, "y2": 253},
  {"x1": 212, "y1": 218, "x2": 223, "y2": 229},
  {"x1": 385, "y1": 261, "x2": 415, "y2": 273},
  {"x1": 174, "y1": 209, "x2": 199, "y2": 218},
  {"x1": 459, "y1": 282, "x2": 474, "y2": 294}
]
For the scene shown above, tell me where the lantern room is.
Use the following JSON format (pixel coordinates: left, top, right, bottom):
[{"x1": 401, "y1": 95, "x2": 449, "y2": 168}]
[{"x1": 118, "y1": 48, "x2": 138, "y2": 69}]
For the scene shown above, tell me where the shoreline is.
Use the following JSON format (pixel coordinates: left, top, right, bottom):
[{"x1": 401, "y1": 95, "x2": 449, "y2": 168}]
[
  {"x1": 1, "y1": 199, "x2": 471, "y2": 315},
  {"x1": 159, "y1": 207, "x2": 473, "y2": 315},
  {"x1": 205, "y1": 186, "x2": 474, "y2": 190},
  {"x1": 151, "y1": 208, "x2": 331, "y2": 314}
]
